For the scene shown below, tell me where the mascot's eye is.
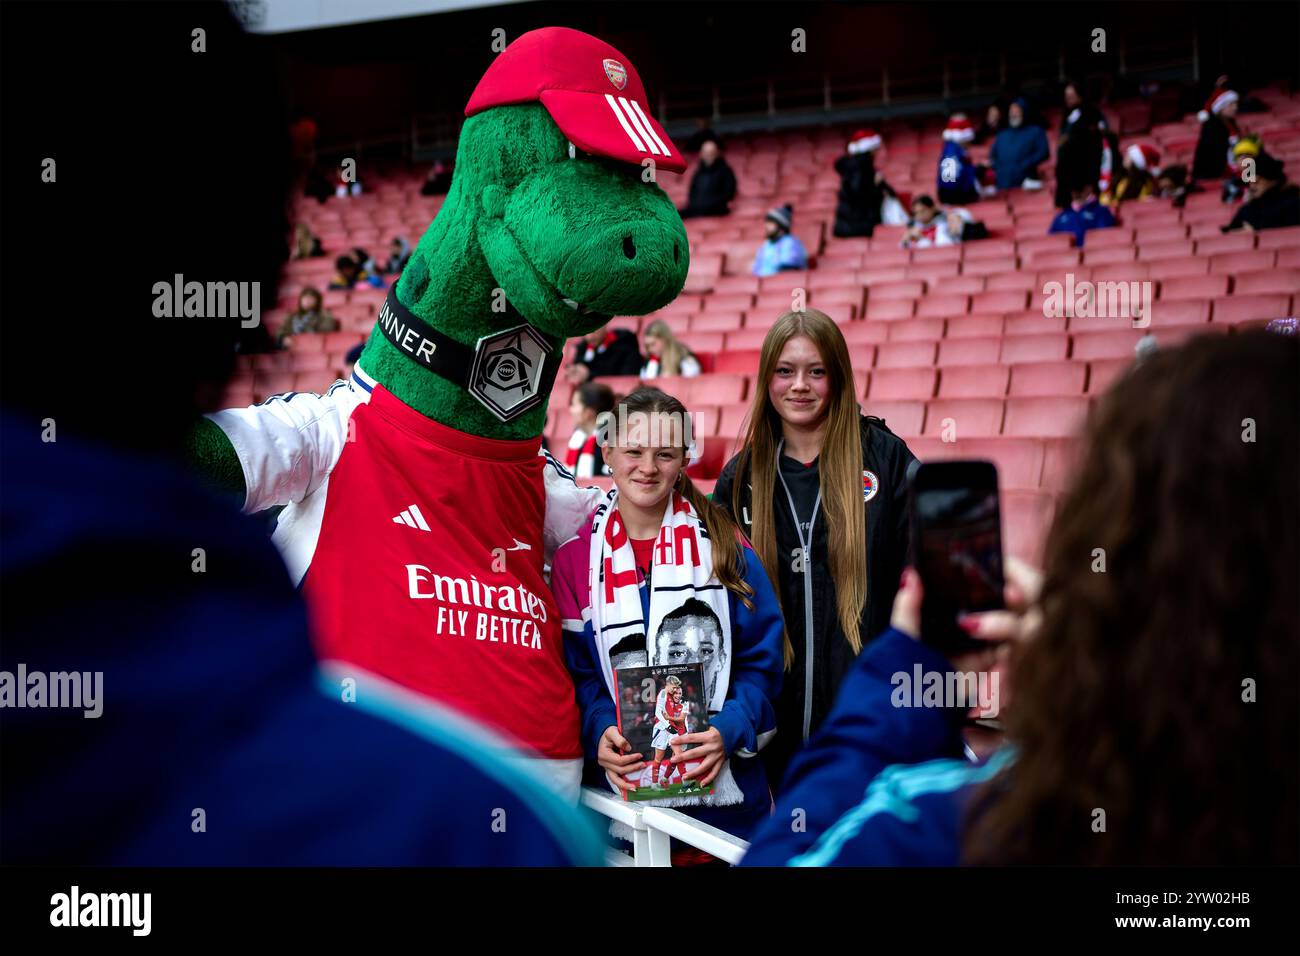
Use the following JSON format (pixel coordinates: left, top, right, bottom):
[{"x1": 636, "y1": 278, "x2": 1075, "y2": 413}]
[{"x1": 567, "y1": 141, "x2": 576, "y2": 160}]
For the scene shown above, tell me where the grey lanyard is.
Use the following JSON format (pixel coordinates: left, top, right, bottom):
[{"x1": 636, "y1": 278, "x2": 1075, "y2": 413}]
[{"x1": 775, "y1": 439, "x2": 820, "y2": 742}]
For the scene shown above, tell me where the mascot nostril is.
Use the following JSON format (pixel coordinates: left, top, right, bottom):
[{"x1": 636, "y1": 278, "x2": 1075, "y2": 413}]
[{"x1": 190, "y1": 26, "x2": 690, "y2": 797}]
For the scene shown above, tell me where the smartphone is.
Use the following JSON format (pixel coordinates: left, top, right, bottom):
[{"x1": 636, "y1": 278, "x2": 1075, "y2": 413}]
[{"x1": 908, "y1": 460, "x2": 1005, "y2": 655}]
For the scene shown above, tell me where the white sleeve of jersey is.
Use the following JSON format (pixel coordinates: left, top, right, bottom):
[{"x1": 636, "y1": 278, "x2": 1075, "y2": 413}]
[
  {"x1": 206, "y1": 383, "x2": 360, "y2": 514},
  {"x1": 655, "y1": 689, "x2": 669, "y2": 723},
  {"x1": 540, "y1": 447, "x2": 603, "y2": 563}
]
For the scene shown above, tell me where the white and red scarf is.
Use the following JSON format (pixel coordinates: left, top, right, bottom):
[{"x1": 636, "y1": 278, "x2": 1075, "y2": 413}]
[
  {"x1": 564, "y1": 428, "x2": 600, "y2": 477},
  {"x1": 587, "y1": 487, "x2": 742, "y2": 807}
]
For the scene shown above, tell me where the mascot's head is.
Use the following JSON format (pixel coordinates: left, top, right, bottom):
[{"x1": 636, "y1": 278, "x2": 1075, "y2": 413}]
[{"x1": 378, "y1": 27, "x2": 690, "y2": 432}]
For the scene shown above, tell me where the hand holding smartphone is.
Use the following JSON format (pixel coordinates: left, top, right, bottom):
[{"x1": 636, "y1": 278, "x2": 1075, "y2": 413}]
[{"x1": 908, "y1": 460, "x2": 1006, "y2": 655}]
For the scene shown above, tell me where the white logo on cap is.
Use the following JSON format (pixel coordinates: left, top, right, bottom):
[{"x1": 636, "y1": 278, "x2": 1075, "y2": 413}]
[{"x1": 603, "y1": 58, "x2": 627, "y2": 90}]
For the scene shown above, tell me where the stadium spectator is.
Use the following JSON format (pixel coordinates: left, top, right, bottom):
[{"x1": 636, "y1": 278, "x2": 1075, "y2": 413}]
[
  {"x1": 382, "y1": 236, "x2": 412, "y2": 275},
  {"x1": 1103, "y1": 143, "x2": 1161, "y2": 208},
  {"x1": 902, "y1": 195, "x2": 958, "y2": 248},
  {"x1": 974, "y1": 101, "x2": 1005, "y2": 145},
  {"x1": 1154, "y1": 163, "x2": 1197, "y2": 207},
  {"x1": 990, "y1": 98, "x2": 1050, "y2": 190},
  {"x1": 552, "y1": 386, "x2": 785, "y2": 862},
  {"x1": 752, "y1": 203, "x2": 809, "y2": 276},
  {"x1": 420, "y1": 159, "x2": 453, "y2": 196},
  {"x1": 564, "y1": 381, "x2": 615, "y2": 478},
  {"x1": 832, "y1": 129, "x2": 895, "y2": 238},
  {"x1": 335, "y1": 167, "x2": 363, "y2": 198},
  {"x1": 937, "y1": 115, "x2": 981, "y2": 205},
  {"x1": 565, "y1": 323, "x2": 644, "y2": 383},
  {"x1": 329, "y1": 253, "x2": 383, "y2": 290},
  {"x1": 292, "y1": 222, "x2": 324, "y2": 259},
  {"x1": 713, "y1": 310, "x2": 916, "y2": 789},
  {"x1": 1055, "y1": 103, "x2": 1111, "y2": 208},
  {"x1": 641, "y1": 319, "x2": 702, "y2": 379},
  {"x1": 0, "y1": 0, "x2": 599, "y2": 867},
  {"x1": 1223, "y1": 135, "x2": 1262, "y2": 203},
  {"x1": 1049, "y1": 181, "x2": 1116, "y2": 246},
  {"x1": 1224, "y1": 153, "x2": 1300, "y2": 232},
  {"x1": 678, "y1": 136, "x2": 737, "y2": 219},
  {"x1": 277, "y1": 286, "x2": 340, "y2": 348},
  {"x1": 944, "y1": 206, "x2": 988, "y2": 243},
  {"x1": 1192, "y1": 86, "x2": 1242, "y2": 181},
  {"x1": 743, "y1": 331, "x2": 1298, "y2": 866}
]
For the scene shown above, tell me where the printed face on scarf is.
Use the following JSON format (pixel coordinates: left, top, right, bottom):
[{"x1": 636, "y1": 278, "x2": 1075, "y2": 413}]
[
  {"x1": 654, "y1": 608, "x2": 726, "y2": 704},
  {"x1": 768, "y1": 335, "x2": 831, "y2": 431},
  {"x1": 604, "y1": 413, "x2": 686, "y2": 513}
]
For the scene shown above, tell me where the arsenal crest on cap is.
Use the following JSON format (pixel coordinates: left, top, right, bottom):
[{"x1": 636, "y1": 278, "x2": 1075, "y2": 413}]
[
  {"x1": 469, "y1": 325, "x2": 552, "y2": 422},
  {"x1": 603, "y1": 58, "x2": 627, "y2": 90}
]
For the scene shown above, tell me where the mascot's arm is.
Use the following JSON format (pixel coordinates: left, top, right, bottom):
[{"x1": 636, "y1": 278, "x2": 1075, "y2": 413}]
[
  {"x1": 541, "y1": 451, "x2": 602, "y2": 563},
  {"x1": 186, "y1": 390, "x2": 355, "y2": 513}
]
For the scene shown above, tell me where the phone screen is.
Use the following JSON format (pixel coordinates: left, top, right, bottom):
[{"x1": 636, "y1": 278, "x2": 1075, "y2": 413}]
[{"x1": 911, "y1": 461, "x2": 1005, "y2": 651}]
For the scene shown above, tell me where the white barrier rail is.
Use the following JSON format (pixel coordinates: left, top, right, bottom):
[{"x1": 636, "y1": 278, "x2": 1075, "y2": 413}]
[{"x1": 580, "y1": 786, "x2": 751, "y2": 867}]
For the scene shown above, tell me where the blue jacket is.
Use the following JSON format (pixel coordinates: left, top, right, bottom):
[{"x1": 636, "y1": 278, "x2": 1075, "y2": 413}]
[
  {"x1": 990, "y1": 124, "x2": 1050, "y2": 189},
  {"x1": 0, "y1": 409, "x2": 603, "y2": 866},
  {"x1": 937, "y1": 141, "x2": 980, "y2": 203},
  {"x1": 552, "y1": 512, "x2": 786, "y2": 839},
  {"x1": 752, "y1": 234, "x2": 808, "y2": 277},
  {"x1": 740, "y1": 628, "x2": 1015, "y2": 865},
  {"x1": 1049, "y1": 198, "x2": 1117, "y2": 247}
]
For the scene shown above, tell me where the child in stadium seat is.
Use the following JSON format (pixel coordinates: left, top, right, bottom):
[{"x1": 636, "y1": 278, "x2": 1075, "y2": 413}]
[
  {"x1": 712, "y1": 309, "x2": 917, "y2": 789},
  {"x1": 1048, "y1": 181, "x2": 1116, "y2": 246},
  {"x1": 1103, "y1": 143, "x2": 1160, "y2": 209},
  {"x1": 564, "y1": 381, "x2": 615, "y2": 478},
  {"x1": 752, "y1": 203, "x2": 809, "y2": 277},
  {"x1": 901, "y1": 194, "x2": 959, "y2": 248},
  {"x1": 743, "y1": 330, "x2": 1298, "y2": 866},
  {"x1": 551, "y1": 386, "x2": 785, "y2": 862},
  {"x1": 641, "y1": 319, "x2": 702, "y2": 379},
  {"x1": 937, "y1": 115, "x2": 982, "y2": 206},
  {"x1": 276, "y1": 286, "x2": 340, "y2": 348}
]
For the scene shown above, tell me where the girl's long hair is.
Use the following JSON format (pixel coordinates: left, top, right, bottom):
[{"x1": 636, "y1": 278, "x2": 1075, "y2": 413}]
[
  {"x1": 964, "y1": 331, "x2": 1299, "y2": 865},
  {"x1": 732, "y1": 310, "x2": 866, "y2": 667},
  {"x1": 643, "y1": 319, "x2": 696, "y2": 377},
  {"x1": 609, "y1": 387, "x2": 754, "y2": 610}
]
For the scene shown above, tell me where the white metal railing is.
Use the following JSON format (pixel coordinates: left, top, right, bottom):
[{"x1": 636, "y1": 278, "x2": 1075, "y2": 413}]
[{"x1": 580, "y1": 786, "x2": 751, "y2": 867}]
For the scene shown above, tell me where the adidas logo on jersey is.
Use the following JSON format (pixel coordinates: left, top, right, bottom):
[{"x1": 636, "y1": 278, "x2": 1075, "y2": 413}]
[{"x1": 393, "y1": 504, "x2": 431, "y2": 531}]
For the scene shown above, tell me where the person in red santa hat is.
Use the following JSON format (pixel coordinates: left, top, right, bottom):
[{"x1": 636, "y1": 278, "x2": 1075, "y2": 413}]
[
  {"x1": 937, "y1": 114, "x2": 983, "y2": 205},
  {"x1": 832, "y1": 128, "x2": 899, "y2": 237},
  {"x1": 1103, "y1": 142, "x2": 1161, "y2": 209},
  {"x1": 1193, "y1": 85, "x2": 1243, "y2": 181}
]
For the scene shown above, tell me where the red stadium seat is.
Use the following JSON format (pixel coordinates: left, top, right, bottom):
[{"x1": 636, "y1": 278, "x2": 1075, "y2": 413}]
[
  {"x1": 1000, "y1": 333, "x2": 1070, "y2": 364},
  {"x1": 1145, "y1": 257, "x2": 1210, "y2": 279},
  {"x1": 1211, "y1": 294, "x2": 1294, "y2": 324},
  {"x1": 712, "y1": 349, "x2": 763, "y2": 375},
  {"x1": 869, "y1": 280, "x2": 926, "y2": 301},
  {"x1": 937, "y1": 364, "x2": 1009, "y2": 398},
  {"x1": 946, "y1": 314, "x2": 1006, "y2": 338},
  {"x1": 1087, "y1": 358, "x2": 1131, "y2": 394},
  {"x1": 937, "y1": 336, "x2": 1002, "y2": 366},
  {"x1": 911, "y1": 437, "x2": 1044, "y2": 490},
  {"x1": 1071, "y1": 329, "x2": 1144, "y2": 360},
  {"x1": 1209, "y1": 251, "x2": 1278, "y2": 274},
  {"x1": 1159, "y1": 274, "x2": 1230, "y2": 301},
  {"x1": 971, "y1": 289, "x2": 1031, "y2": 313},
  {"x1": 863, "y1": 400, "x2": 925, "y2": 437},
  {"x1": 868, "y1": 367, "x2": 938, "y2": 401},
  {"x1": 1257, "y1": 225, "x2": 1300, "y2": 249},
  {"x1": 1232, "y1": 269, "x2": 1300, "y2": 296},
  {"x1": 875, "y1": 341, "x2": 938, "y2": 368},
  {"x1": 863, "y1": 298, "x2": 916, "y2": 321},
  {"x1": 688, "y1": 375, "x2": 748, "y2": 406},
  {"x1": 1002, "y1": 490, "x2": 1056, "y2": 563},
  {"x1": 1004, "y1": 311, "x2": 1064, "y2": 336},
  {"x1": 1194, "y1": 233, "x2": 1257, "y2": 256},
  {"x1": 1039, "y1": 438, "x2": 1082, "y2": 495},
  {"x1": 685, "y1": 436, "x2": 733, "y2": 480},
  {"x1": 930, "y1": 275, "x2": 987, "y2": 296},
  {"x1": 924, "y1": 399, "x2": 1005, "y2": 438},
  {"x1": 842, "y1": 323, "x2": 890, "y2": 345},
  {"x1": 961, "y1": 257, "x2": 1019, "y2": 277},
  {"x1": 983, "y1": 272, "x2": 1038, "y2": 291},
  {"x1": 1004, "y1": 396, "x2": 1089, "y2": 438},
  {"x1": 1009, "y1": 361, "x2": 1087, "y2": 396},
  {"x1": 887, "y1": 317, "x2": 946, "y2": 342},
  {"x1": 916, "y1": 294, "x2": 971, "y2": 318},
  {"x1": 1138, "y1": 239, "x2": 1194, "y2": 261}
]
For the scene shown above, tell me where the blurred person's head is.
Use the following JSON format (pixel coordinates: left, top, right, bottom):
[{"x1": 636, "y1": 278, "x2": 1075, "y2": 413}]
[
  {"x1": 910, "y1": 195, "x2": 939, "y2": 224},
  {"x1": 335, "y1": 255, "x2": 359, "y2": 283},
  {"x1": 1203, "y1": 87, "x2": 1239, "y2": 122},
  {"x1": 986, "y1": 103, "x2": 1002, "y2": 128},
  {"x1": 764, "y1": 203, "x2": 793, "y2": 239},
  {"x1": 297, "y1": 287, "x2": 322, "y2": 313},
  {"x1": 1062, "y1": 82, "x2": 1082, "y2": 109},
  {"x1": 1, "y1": 1, "x2": 290, "y2": 449},
  {"x1": 945, "y1": 207, "x2": 972, "y2": 238},
  {"x1": 846, "y1": 129, "x2": 882, "y2": 155},
  {"x1": 965, "y1": 331, "x2": 1299, "y2": 865},
  {"x1": 1007, "y1": 99, "x2": 1026, "y2": 128},
  {"x1": 568, "y1": 381, "x2": 615, "y2": 431},
  {"x1": 699, "y1": 139, "x2": 719, "y2": 165},
  {"x1": 1248, "y1": 153, "x2": 1287, "y2": 199},
  {"x1": 737, "y1": 310, "x2": 865, "y2": 664},
  {"x1": 642, "y1": 319, "x2": 694, "y2": 376},
  {"x1": 293, "y1": 222, "x2": 315, "y2": 256},
  {"x1": 1124, "y1": 143, "x2": 1160, "y2": 173},
  {"x1": 1156, "y1": 164, "x2": 1188, "y2": 193}
]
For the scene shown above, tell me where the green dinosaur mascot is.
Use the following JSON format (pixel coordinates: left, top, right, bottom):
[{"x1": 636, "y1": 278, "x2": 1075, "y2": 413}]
[{"x1": 189, "y1": 27, "x2": 689, "y2": 795}]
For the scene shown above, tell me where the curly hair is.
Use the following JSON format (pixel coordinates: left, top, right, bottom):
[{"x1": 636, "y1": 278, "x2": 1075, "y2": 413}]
[{"x1": 964, "y1": 330, "x2": 1299, "y2": 865}]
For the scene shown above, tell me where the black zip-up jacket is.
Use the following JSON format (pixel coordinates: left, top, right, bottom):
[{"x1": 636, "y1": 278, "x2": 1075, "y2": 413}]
[{"x1": 712, "y1": 415, "x2": 917, "y2": 789}]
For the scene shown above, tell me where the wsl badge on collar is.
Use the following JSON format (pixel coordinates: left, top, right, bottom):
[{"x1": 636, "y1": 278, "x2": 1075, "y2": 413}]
[
  {"x1": 469, "y1": 325, "x2": 550, "y2": 421},
  {"x1": 862, "y1": 470, "x2": 879, "y2": 502}
]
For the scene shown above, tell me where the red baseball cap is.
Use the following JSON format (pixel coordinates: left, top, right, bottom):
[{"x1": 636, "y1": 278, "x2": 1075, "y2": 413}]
[{"x1": 464, "y1": 27, "x2": 686, "y2": 174}]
